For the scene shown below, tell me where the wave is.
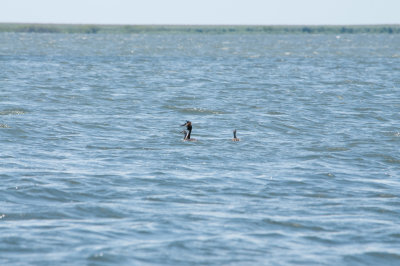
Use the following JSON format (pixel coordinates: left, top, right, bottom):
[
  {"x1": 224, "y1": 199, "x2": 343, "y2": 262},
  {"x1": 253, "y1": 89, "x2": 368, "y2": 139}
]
[
  {"x1": 164, "y1": 105, "x2": 228, "y2": 115},
  {"x1": 0, "y1": 109, "x2": 27, "y2": 115}
]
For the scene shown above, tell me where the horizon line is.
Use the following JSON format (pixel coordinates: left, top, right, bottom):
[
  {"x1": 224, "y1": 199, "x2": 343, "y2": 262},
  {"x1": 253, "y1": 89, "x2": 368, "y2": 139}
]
[{"x1": 1, "y1": 22, "x2": 400, "y2": 27}]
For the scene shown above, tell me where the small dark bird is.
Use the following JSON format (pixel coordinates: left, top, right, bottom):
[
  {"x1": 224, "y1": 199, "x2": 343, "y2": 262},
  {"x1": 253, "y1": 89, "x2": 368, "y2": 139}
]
[
  {"x1": 181, "y1": 121, "x2": 196, "y2": 141},
  {"x1": 232, "y1": 129, "x2": 240, "y2": 141}
]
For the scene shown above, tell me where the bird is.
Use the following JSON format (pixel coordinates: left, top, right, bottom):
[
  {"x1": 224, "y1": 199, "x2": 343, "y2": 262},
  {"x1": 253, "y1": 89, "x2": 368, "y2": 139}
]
[
  {"x1": 232, "y1": 129, "x2": 240, "y2": 141},
  {"x1": 181, "y1": 121, "x2": 196, "y2": 141},
  {"x1": 181, "y1": 130, "x2": 196, "y2": 141}
]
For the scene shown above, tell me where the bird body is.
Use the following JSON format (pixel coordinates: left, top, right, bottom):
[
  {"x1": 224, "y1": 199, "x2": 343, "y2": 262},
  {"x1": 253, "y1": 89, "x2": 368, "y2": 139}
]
[
  {"x1": 181, "y1": 130, "x2": 196, "y2": 141},
  {"x1": 181, "y1": 121, "x2": 196, "y2": 141},
  {"x1": 232, "y1": 129, "x2": 240, "y2": 141}
]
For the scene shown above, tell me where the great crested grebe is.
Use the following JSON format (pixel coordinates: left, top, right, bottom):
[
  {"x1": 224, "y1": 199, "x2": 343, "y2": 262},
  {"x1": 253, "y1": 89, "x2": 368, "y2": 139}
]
[
  {"x1": 181, "y1": 121, "x2": 196, "y2": 141},
  {"x1": 232, "y1": 129, "x2": 240, "y2": 141}
]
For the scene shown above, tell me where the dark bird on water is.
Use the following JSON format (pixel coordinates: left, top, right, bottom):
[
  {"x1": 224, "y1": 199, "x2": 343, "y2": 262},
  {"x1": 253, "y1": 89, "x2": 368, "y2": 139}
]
[
  {"x1": 181, "y1": 121, "x2": 196, "y2": 141},
  {"x1": 232, "y1": 129, "x2": 240, "y2": 141}
]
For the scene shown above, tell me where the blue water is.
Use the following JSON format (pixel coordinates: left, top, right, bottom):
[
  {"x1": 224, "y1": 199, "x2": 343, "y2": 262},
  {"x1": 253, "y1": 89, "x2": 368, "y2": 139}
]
[{"x1": 1, "y1": 32, "x2": 400, "y2": 265}]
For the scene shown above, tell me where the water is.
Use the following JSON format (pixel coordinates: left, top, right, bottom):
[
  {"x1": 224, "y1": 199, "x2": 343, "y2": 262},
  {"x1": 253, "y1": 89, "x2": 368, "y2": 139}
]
[{"x1": 1, "y1": 32, "x2": 400, "y2": 265}]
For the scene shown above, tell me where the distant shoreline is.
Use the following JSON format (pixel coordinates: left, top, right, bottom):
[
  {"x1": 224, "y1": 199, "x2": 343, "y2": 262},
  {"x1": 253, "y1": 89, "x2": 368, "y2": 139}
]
[{"x1": 0, "y1": 23, "x2": 399, "y2": 34}]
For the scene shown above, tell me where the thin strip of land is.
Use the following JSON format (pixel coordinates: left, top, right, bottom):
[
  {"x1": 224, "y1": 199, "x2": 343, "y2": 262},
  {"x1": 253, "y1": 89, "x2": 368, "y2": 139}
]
[{"x1": 0, "y1": 23, "x2": 399, "y2": 34}]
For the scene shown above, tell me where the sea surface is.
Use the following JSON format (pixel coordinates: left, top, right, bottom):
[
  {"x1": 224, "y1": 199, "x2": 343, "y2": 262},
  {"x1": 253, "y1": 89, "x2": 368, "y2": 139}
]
[{"x1": 1, "y1": 32, "x2": 400, "y2": 265}]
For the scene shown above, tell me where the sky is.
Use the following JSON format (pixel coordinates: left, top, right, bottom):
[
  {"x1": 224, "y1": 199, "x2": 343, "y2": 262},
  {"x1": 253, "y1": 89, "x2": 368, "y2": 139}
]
[{"x1": 1, "y1": 0, "x2": 399, "y2": 25}]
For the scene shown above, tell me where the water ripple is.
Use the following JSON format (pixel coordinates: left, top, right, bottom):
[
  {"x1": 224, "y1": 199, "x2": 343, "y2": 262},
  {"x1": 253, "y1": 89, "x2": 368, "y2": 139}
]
[{"x1": 1, "y1": 32, "x2": 400, "y2": 265}]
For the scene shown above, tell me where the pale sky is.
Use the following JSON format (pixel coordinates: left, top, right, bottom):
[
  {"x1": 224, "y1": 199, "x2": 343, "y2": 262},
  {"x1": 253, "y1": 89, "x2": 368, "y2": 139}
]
[{"x1": 1, "y1": 0, "x2": 399, "y2": 25}]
